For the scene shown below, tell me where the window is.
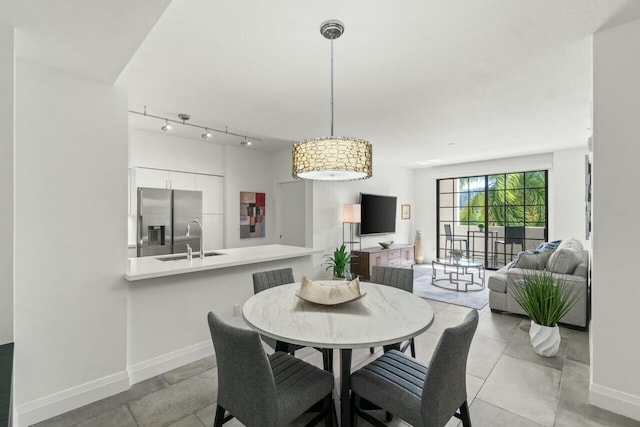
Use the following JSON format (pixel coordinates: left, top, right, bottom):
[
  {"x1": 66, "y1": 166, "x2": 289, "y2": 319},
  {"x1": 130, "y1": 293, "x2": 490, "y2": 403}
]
[{"x1": 437, "y1": 170, "x2": 548, "y2": 269}]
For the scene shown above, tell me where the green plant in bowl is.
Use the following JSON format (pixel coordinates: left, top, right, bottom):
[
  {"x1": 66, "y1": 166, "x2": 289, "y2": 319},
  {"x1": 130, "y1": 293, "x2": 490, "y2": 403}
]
[
  {"x1": 449, "y1": 249, "x2": 465, "y2": 261},
  {"x1": 323, "y1": 244, "x2": 356, "y2": 279}
]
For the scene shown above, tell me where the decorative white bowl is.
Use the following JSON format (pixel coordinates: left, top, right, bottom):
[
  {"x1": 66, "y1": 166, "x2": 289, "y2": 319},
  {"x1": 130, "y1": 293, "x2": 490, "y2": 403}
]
[{"x1": 296, "y1": 277, "x2": 365, "y2": 305}]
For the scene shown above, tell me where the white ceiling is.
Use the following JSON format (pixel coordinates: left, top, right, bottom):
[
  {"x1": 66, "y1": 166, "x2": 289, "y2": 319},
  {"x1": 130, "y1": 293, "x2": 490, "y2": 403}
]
[
  {"x1": 124, "y1": 0, "x2": 640, "y2": 168},
  {"x1": 0, "y1": 0, "x2": 172, "y2": 83},
  {"x1": 4, "y1": 1, "x2": 640, "y2": 168}
]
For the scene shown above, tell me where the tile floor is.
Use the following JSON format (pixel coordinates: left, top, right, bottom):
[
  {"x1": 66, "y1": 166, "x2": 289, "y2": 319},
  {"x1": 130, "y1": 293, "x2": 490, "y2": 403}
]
[{"x1": 34, "y1": 301, "x2": 640, "y2": 427}]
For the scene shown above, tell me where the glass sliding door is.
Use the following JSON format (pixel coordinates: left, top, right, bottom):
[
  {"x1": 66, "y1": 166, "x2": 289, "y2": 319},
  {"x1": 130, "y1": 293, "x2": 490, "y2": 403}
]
[{"x1": 437, "y1": 170, "x2": 548, "y2": 269}]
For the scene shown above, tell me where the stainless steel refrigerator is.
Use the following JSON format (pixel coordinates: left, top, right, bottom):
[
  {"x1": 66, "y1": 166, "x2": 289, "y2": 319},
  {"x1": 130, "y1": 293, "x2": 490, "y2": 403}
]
[{"x1": 137, "y1": 188, "x2": 203, "y2": 257}]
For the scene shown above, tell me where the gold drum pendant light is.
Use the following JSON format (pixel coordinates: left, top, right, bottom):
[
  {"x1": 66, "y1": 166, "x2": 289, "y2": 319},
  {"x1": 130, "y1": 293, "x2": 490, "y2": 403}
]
[{"x1": 292, "y1": 20, "x2": 372, "y2": 181}]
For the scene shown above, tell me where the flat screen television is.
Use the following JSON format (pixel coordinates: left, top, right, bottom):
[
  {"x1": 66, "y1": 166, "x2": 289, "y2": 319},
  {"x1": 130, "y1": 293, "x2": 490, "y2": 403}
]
[{"x1": 359, "y1": 193, "x2": 397, "y2": 235}]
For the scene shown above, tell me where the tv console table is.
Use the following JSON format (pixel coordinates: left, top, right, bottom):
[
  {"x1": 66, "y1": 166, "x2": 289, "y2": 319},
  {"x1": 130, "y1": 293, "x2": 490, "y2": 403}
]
[{"x1": 350, "y1": 244, "x2": 415, "y2": 279}]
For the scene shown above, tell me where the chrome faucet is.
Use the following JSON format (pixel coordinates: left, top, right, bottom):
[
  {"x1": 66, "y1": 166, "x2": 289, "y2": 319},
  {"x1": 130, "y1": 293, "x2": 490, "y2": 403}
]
[{"x1": 186, "y1": 219, "x2": 204, "y2": 259}]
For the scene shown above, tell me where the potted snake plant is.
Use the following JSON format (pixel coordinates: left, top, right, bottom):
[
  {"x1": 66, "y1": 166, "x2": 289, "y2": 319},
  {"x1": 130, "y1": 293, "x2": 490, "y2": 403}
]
[
  {"x1": 509, "y1": 270, "x2": 580, "y2": 357},
  {"x1": 323, "y1": 244, "x2": 356, "y2": 279}
]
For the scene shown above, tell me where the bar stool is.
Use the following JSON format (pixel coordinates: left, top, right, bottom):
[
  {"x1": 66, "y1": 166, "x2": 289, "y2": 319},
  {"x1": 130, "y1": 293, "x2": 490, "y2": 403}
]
[
  {"x1": 495, "y1": 226, "x2": 525, "y2": 267},
  {"x1": 444, "y1": 224, "x2": 468, "y2": 258}
]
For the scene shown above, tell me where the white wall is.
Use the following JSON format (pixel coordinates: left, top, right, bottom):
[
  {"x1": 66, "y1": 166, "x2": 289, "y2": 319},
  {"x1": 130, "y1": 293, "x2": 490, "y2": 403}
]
[
  {"x1": 14, "y1": 61, "x2": 129, "y2": 426},
  {"x1": 225, "y1": 145, "x2": 275, "y2": 248},
  {"x1": 550, "y1": 147, "x2": 589, "y2": 245},
  {"x1": 414, "y1": 153, "x2": 556, "y2": 261},
  {"x1": 0, "y1": 24, "x2": 14, "y2": 345},
  {"x1": 591, "y1": 19, "x2": 640, "y2": 421},
  {"x1": 126, "y1": 256, "x2": 312, "y2": 382},
  {"x1": 271, "y1": 149, "x2": 416, "y2": 279},
  {"x1": 129, "y1": 128, "x2": 225, "y2": 175}
]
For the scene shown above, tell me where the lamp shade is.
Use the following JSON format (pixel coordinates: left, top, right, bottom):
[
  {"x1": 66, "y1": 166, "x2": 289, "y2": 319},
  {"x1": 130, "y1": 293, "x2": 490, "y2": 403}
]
[
  {"x1": 292, "y1": 137, "x2": 372, "y2": 181},
  {"x1": 343, "y1": 204, "x2": 361, "y2": 223}
]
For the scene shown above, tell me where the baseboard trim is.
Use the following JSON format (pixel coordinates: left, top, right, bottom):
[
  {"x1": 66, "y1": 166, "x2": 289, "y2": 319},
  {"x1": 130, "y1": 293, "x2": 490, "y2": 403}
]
[
  {"x1": 15, "y1": 370, "x2": 129, "y2": 427},
  {"x1": 128, "y1": 340, "x2": 214, "y2": 385},
  {"x1": 14, "y1": 342, "x2": 215, "y2": 427},
  {"x1": 590, "y1": 382, "x2": 640, "y2": 422}
]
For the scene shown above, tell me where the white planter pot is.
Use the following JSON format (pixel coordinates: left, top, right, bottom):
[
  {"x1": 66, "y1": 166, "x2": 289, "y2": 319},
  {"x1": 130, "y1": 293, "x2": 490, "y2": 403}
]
[{"x1": 529, "y1": 321, "x2": 561, "y2": 357}]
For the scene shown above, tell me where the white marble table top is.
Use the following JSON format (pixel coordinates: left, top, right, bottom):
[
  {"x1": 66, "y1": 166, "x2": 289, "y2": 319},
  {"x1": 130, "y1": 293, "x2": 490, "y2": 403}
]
[{"x1": 243, "y1": 281, "x2": 434, "y2": 349}]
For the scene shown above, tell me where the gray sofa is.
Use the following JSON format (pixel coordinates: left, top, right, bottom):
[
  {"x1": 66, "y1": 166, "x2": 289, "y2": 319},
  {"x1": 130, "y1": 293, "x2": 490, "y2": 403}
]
[{"x1": 488, "y1": 238, "x2": 589, "y2": 328}]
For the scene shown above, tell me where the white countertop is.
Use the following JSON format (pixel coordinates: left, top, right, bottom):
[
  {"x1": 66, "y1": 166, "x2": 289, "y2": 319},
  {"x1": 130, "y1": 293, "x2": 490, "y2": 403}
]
[{"x1": 125, "y1": 244, "x2": 320, "y2": 281}]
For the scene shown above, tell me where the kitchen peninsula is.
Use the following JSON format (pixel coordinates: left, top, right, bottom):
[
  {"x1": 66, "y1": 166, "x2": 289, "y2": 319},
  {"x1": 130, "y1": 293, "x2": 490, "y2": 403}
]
[
  {"x1": 125, "y1": 244, "x2": 319, "y2": 281},
  {"x1": 124, "y1": 244, "x2": 319, "y2": 384}
]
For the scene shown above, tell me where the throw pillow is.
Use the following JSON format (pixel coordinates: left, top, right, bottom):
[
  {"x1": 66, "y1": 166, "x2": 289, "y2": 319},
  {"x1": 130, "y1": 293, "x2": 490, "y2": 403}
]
[
  {"x1": 537, "y1": 240, "x2": 562, "y2": 251},
  {"x1": 512, "y1": 250, "x2": 554, "y2": 270},
  {"x1": 547, "y1": 238, "x2": 584, "y2": 274},
  {"x1": 509, "y1": 240, "x2": 560, "y2": 270}
]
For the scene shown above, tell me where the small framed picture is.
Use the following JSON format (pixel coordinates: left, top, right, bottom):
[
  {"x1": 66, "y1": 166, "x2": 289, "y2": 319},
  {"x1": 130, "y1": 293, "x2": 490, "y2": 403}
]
[{"x1": 401, "y1": 204, "x2": 411, "y2": 220}]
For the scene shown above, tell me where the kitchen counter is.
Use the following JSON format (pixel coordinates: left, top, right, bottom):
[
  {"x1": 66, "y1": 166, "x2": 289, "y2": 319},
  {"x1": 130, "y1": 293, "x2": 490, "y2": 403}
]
[{"x1": 125, "y1": 244, "x2": 320, "y2": 281}]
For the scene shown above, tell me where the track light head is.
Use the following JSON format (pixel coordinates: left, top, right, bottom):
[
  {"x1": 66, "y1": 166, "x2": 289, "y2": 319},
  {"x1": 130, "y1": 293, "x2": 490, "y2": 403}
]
[
  {"x1": 202, "y1": 128, "x2": 212, "y2": 139},
  {"x1": 161, "y1": 119, "x2": 171, "y2": 131},
  {"x1": 241, "y1": 138, "x2": 252, "y2": 147}
]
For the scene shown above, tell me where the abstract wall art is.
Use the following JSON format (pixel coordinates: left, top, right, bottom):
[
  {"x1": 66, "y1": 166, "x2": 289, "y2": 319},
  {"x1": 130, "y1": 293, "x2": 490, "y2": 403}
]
[{"x1": 240, "y1": 191, "x2": 265, "y2": 238}]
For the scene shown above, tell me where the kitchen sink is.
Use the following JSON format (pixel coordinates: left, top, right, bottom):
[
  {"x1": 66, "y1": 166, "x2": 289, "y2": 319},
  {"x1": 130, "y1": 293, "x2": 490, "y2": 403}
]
[{"x1": 156, "y1": 252, "x2": 224, "y2": 261}]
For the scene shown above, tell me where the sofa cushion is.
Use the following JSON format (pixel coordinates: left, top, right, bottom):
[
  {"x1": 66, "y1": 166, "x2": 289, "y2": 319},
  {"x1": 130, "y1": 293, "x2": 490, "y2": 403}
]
[
  {"x1": 511, "y1": 249, "x2": 554, "y2": 270},
  {"x1": 547, "y1": 238, "x2": 583, "y2": 274},
  {"x1": 488, "y1": 266, "x2": 508, "y2": 293},
  {"x1": 572, "y1": 250, "x2": 589, "y2": 278}
]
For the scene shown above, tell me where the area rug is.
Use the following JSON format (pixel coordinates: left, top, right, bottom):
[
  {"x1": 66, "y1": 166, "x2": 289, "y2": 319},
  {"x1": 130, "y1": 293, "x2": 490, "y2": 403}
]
[{"x1": 413, "y1": 264, "x2": 492, "y2": 310}]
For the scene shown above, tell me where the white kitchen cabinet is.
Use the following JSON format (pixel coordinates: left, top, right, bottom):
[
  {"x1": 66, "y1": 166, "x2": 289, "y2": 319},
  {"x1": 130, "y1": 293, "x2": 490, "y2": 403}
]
[
  {"x1": 135, "y1": 168, "x2": 198, "y2": 190},
  {"x1": 168, "y1": 171, "x2": 196, "y2": 190},
  {"x1": 136, "y1": 168, "x2": 170, "y2": 189},
  {"x1": 202, "y1": 214, "x2": 224, "y2": 250},
  {"x1": 195, "y1": 174, "x2": 224, "y2": 214}
]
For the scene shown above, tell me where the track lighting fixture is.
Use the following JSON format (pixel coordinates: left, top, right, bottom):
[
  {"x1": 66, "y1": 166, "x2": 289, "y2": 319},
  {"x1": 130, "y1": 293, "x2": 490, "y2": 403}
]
[{"x1": 130, "y1": 107, "x2": 262, "y2": 144}]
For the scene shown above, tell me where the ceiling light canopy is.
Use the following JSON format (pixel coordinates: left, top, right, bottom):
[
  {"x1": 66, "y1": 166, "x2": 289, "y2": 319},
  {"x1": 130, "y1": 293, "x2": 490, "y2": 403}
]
[{"x1": 292, "y1": 20, "x2": 372, "y2": 181}]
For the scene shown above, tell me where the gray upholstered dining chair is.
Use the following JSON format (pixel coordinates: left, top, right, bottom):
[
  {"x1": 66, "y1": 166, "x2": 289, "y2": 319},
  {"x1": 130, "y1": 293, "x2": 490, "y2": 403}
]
[
  {"x1": 252, "y1": 268, "x2": 300, "y2": 353},
  {"x1": 369, "y1": 266, "x2": 416, "y2": 357},
  {"x1": 350, "y1": 310, "x2": 479, "y2": 427},
  {"x1": 253, "y1": 268, "x2": 296, "y2": 294},
  {"x1": 253, "y1": 268, "x2": 333, "y2": 372},
  {"x1": 207, "y1": 312, "x2": 334, "y2": 427}
]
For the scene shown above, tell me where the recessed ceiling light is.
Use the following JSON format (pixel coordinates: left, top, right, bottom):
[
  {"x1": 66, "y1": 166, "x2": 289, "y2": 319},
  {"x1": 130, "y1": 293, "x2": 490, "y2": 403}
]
[{"x1": 447, "y1": 142, "x2": 456, "y2": 146}]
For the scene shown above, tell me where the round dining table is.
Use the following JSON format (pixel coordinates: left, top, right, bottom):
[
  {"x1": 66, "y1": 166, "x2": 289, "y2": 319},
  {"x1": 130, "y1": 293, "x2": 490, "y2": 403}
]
[{"x1": 242, "y1": 280, "x2": 435, "y2": 427}]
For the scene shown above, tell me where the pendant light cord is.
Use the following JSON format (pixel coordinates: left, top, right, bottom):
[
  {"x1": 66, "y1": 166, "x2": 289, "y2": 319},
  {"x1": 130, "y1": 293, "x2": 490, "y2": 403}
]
[{"x1": 330, "y1": 39, "x2": 334, "y2": 137}]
